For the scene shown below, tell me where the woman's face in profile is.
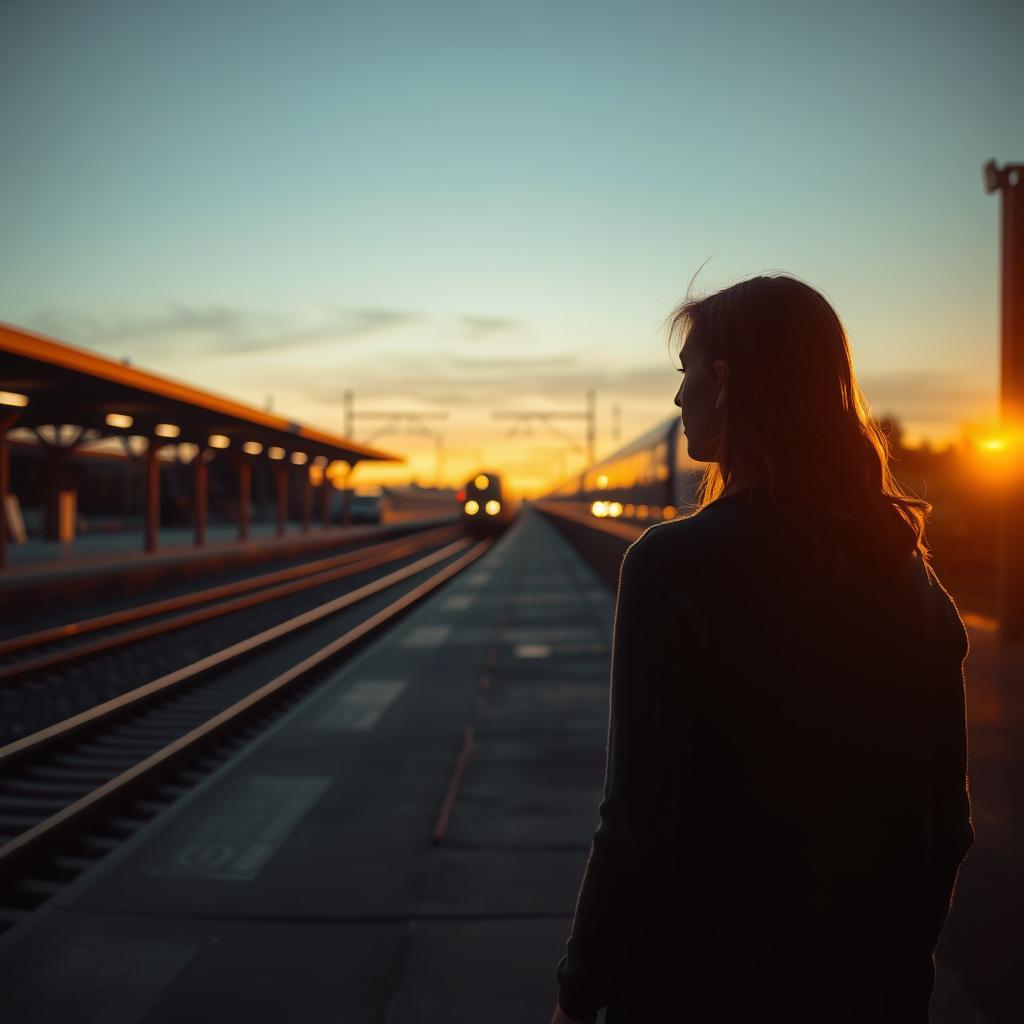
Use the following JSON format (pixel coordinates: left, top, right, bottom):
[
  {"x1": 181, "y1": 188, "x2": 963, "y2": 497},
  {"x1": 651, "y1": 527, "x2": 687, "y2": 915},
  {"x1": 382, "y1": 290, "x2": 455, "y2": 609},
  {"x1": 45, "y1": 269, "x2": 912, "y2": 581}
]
[{"x1": 673, "y1": 331, "x2": 724, "y2": 463}]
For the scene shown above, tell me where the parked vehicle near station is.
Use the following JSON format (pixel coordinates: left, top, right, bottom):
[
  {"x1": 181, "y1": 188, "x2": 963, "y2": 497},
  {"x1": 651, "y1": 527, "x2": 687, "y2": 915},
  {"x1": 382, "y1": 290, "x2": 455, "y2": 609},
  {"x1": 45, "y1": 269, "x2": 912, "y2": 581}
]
[
  {"x1": 542, "y1": 417, "x2": 702, "y2": 523},
  {"x1": 458, "y1": 471, "x2": 515, "y2": 534}
]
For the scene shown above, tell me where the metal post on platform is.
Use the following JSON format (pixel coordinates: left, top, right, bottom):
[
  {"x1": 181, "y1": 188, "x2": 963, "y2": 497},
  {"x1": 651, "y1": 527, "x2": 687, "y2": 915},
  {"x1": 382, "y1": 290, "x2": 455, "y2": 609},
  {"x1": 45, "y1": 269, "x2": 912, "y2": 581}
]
[
  {"x1": 237, "y1": 458, "x2": 252, "y2": 542},
  {"x1": 144, "y1": 440, "x2": 162, "y2": 553},
  {"x1": 193, "y1": 452, "x2": 208, "y2": 547},
  {"x1": 320, "y1": 476, "x2": 331, "y2": 529},
  {"x1": 0, "y1": 422, "x2": 10, "y2": 570},
  {"x1": 301, "y1": 469, "x2": 312, "y2": 534},
  {"x1": 275, "y1": 463, "x2": 288, "y2": 538},
  {"x1": 985, "y1": 159, "x2": 1024, "y2": 645}
]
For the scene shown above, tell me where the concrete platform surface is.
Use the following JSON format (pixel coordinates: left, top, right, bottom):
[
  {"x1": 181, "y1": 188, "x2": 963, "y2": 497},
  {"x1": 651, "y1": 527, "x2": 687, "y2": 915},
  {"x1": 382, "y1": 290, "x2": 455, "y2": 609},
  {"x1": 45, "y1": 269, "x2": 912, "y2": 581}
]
[
  {"x1": 0, "y1": 507, "x2": 1016, "y2": 1021},
  {"x1": 0, "y1": 510, "x2": 615, "y2": 1023}
]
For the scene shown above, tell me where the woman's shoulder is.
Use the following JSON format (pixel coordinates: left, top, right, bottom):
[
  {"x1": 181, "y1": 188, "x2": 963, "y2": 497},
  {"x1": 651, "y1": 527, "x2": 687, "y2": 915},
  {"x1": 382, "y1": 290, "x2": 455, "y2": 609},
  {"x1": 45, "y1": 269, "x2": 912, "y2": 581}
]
[{"x1": 623, "y1": 499, "x2": 746, "y2": 575}]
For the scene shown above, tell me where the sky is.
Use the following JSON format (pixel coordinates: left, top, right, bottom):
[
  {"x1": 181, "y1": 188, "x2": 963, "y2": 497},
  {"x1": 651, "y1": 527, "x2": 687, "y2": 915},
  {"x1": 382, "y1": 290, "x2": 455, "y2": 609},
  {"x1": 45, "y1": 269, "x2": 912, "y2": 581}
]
[{"x1": 1, "y1": 0, "x2": 1020, "y2": 495}]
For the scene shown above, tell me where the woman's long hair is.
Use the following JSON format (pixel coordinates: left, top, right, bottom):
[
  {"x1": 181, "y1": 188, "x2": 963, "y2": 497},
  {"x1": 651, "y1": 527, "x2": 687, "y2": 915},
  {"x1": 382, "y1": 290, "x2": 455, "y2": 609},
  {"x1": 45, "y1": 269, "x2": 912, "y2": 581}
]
[{"x1": 665, "y1": 269, "x2": 932, "y2": 577}]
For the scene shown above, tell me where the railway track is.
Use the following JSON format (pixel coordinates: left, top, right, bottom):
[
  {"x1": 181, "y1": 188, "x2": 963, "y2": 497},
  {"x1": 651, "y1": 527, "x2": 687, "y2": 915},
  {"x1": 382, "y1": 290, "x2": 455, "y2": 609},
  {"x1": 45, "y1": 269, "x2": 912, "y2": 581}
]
[
  {"x1": 0, "y1": 524, "x2": 463, "y2": 746},
  {"x1": 0, "y1": 529, "x2": 492, "y2": 934}
]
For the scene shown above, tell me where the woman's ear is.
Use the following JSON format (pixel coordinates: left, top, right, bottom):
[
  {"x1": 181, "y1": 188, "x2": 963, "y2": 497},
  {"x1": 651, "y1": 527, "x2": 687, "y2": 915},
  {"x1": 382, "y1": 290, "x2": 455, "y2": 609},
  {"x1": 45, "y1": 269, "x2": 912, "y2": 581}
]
[{"x1": 711, "y1": 358, "x2": 730, "y2": 398}]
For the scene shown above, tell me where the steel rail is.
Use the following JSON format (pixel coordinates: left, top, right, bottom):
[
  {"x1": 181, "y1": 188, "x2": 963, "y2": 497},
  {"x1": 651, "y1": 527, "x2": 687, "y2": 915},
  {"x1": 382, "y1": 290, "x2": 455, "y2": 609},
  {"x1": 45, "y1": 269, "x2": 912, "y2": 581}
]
[
  {"x1": 0, "y1": 524, "x2": 459, "y2": 661},
  {"x1": 0, "y1": 525, "x2": 461, "y2": 686},
  {"x1": 0, "y1": 535, "x2": 475, "y2": 768},
  {"x1": 0, "y1": 537, "x2": 490, "y2": 876}
]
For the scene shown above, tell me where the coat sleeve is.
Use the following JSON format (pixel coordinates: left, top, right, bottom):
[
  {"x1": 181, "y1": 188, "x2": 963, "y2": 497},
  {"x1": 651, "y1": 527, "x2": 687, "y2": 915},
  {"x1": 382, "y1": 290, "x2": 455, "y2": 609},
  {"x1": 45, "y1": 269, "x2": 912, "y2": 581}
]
[
  {"x1": 925, "y1": 593, "x2": 974, "y2": 950},
  {"x1": 556, "y1": 531, "x2": 703, "y2": 1020}
]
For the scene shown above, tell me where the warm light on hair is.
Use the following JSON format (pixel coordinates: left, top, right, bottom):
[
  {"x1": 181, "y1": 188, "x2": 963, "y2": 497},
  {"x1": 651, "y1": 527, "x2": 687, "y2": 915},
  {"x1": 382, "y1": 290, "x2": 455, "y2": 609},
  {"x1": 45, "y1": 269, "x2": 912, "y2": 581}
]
[
  {"x1": 243, "y1": 441, "x2": 263, "y2": 455},
  {"x1": 268, "y1": 446, "x2": 285, "y2": 460},
  {"x1": 208, "y1": 434, "x2": 230, "y2": 449},
  {"x1": 666, "y1": 271, "x2": 935, "y2": 575},
  {"x1": 105, "y1": 412, "x2": 133, "y2": 429},
  {"x1": 0, "y1": 391, "x2": 29, "y2": 408},
  {"x1": 154, "y1": 423, "x2": 180, "y2": 438}
]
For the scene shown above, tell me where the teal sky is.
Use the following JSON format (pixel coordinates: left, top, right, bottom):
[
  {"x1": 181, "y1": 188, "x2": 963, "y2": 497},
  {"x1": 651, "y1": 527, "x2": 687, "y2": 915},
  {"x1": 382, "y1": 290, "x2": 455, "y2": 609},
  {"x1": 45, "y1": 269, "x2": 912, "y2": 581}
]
[{"x1": 1, "y1": 0, "x2": 1020, "y2": 491}]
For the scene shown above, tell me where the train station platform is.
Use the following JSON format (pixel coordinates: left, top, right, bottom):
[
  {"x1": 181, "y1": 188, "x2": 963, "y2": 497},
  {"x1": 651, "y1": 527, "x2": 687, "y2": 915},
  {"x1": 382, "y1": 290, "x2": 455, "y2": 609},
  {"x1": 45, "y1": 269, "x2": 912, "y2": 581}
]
[
  {"x1": 0, "y1": 507, "x2": 1015, "y2": 1021},
  {"x1": 0, "y1": 516, "x2": 456, "y2": 617},
  {"x1": 0, "y1": 508, "x2": 616, "y2": 1022}
]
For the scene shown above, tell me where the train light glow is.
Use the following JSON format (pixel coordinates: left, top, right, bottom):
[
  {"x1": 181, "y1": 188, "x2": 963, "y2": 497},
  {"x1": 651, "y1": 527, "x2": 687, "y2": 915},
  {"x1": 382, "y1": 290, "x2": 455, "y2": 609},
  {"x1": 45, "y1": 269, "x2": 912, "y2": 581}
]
[
  {"x1": 0, "y1": 391, "x2": 29, "y2": 408},
  {"x1": 243, "y1": 441, "x2": 263, "y2": 455},
  {"x1": 608, "y1": 502, "x2": 623, "y2": 517},
  {"x1": 485, "y1": 500, "x2": 501, "y2": 515},
  {"x1": 154, "y1": 423, "x2": 180, "y2": 438},
  {"x1": 105, "y1": 412, "x2": 133, "y2": 429},
  {"x1": 208, "y1": 434, "x2": 230, "y2": 449},
  {"x1": 464, "y1": 500, "x2": 480, "y2": 515},
  {"x1": 591, "y1": 500, "x2": 609, "y2": 517},
  {"x1": 597, "y1": 474, "x2": 608, "y2": 489},
  {"x1": 474, "y1": 474, "x2": 490, "y2": 489}
]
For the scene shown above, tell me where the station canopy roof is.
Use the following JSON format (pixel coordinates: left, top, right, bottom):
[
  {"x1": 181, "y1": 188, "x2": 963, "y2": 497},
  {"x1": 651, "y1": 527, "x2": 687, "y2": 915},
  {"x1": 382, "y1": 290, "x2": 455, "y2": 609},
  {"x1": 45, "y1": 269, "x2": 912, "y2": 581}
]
[{"x1": 0, "y1": 323, "x2": 403, "y2": 467}]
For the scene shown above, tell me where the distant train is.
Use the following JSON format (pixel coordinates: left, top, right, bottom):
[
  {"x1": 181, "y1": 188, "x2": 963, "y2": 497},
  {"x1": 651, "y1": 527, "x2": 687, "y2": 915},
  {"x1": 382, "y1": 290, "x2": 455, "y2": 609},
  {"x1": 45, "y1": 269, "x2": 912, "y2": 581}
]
[
  {"x1": 458, "y1": 471, "x2": 515, "y2": 534},
  {"x1": 542, "y1": 416, "x2": 703, "y2": 523}
]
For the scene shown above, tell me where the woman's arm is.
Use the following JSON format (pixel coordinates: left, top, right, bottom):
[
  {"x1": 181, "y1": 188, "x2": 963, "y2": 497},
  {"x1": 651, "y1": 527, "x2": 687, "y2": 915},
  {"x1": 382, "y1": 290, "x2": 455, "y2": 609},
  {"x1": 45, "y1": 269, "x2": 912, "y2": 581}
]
[{"x1": 555, "y1": 530, "x2": 703, "y2": 1019}]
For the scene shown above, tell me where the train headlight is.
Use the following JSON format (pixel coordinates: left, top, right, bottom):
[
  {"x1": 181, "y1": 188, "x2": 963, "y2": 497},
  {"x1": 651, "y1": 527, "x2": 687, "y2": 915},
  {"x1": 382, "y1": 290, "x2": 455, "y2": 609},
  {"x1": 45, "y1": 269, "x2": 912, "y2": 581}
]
[
  {"x1": 608, "y1": 502, "x2": 623, "y2": 518},
  {"x1": 485, "y1": 500, "x2": 500, "y2": 516},
  {"x1": 464, "y1": 500, "x2": 480, "y2": 515},
  {"x1": 591, "y1": 500, "x2": 609, "y2": 518},
  {"x1": 474, "y1": 474, "x2": 490, "y2": 489}
]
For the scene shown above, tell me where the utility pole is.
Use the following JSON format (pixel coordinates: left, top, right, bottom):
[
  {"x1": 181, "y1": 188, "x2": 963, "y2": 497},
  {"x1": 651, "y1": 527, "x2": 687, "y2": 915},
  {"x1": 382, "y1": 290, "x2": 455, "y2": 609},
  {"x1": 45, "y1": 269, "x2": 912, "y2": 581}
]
[
  {"x1": 984, "y1": 159, "x2": 1024, "y2": 645},
  {"x1": 492, "y1": 389, "x2": 596, "y2": 467},
  {"x1": 612, "y1": 402, "x2": 621, "y2": 442}
]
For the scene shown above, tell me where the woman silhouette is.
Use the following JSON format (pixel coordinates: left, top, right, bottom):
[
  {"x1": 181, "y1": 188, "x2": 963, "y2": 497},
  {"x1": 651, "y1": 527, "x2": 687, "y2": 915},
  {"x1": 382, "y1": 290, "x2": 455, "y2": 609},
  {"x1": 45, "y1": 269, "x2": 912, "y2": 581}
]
[{"x1": 550, "y1": 273, "x2": 973, "y2": 1023}]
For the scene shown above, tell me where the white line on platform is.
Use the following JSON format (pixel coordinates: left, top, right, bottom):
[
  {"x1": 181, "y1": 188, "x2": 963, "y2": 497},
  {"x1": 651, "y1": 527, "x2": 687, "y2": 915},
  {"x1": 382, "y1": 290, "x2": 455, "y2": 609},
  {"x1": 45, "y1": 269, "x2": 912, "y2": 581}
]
[
  {"x1": 464, "y1": 572, "x2": 493, "y2": 588},
  {"x1": 310, "y1": 679, "x2": 408, "y2": 731},
  {"x1": 514, "y1": 644, "x2": 552, "y2": 658},
  {"x1": 400, "y1": 624, "x2": 453, "y2": 648},
  {"x1": 442, "y1": 594, "x2": 478, "y2": 611}
]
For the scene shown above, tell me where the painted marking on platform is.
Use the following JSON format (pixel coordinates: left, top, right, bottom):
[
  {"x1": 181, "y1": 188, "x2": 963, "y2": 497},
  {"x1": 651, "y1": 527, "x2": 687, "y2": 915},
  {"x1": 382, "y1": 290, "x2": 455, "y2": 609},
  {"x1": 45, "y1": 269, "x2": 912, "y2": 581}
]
[
  {"x1": 4, "y1": 938, "x2": 198, "y2": 1021},
  {"x1": 148, "y1": 775, "x2": 331, "y2": 882},
  {"x1": 401, "y1": 624, "x2": 453, "y2": 648},
  {"x1": 443, "y1": 593, "x2": 478, "y2": 611},
  {"x1": 311, "y1": 679, "x2": 408, "y2": 731},
  {"x1": 515, "y1": 644, "x2": 553, "y2": 658},
  {"x1": 465, "y1": 571, "x2": 493, "y2": 588}
]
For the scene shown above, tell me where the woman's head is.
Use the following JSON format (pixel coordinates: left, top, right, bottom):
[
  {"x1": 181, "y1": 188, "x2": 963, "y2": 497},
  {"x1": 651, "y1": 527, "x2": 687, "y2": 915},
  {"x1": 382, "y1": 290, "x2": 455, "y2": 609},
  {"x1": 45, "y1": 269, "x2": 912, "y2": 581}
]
[{"x1": 665, "y1": 270, "x2": 932, "y2": 568}]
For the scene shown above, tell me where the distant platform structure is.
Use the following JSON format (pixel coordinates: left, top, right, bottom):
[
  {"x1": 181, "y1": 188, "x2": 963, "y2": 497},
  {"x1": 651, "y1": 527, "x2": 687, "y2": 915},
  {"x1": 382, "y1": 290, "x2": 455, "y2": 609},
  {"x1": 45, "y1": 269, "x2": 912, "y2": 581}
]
[{"x1": 0, "y1": 323, "x2": 403, "y2": 566}]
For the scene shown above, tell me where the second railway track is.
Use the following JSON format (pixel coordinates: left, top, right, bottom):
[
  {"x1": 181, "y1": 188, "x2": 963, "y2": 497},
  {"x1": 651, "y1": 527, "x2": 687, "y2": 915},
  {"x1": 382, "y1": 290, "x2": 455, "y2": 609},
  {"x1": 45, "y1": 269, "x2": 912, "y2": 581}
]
[{"x1": 0, "y1": 530, "x2": 492, "y2": 935}]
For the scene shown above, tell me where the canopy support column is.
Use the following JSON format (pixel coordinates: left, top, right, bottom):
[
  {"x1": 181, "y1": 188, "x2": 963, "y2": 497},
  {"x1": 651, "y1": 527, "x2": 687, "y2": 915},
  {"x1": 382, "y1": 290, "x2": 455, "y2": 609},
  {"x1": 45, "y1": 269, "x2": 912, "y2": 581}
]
[
  {"x1": 144, "y1": 440, "x2": 162, "y2": 553},
  {"x1": 321, "y1": 478, "x2": 331, "y2": 529},
  {"x1": 0, "y1": 415, "x2": 14, "y2": 570},
  {"x1": 238, "y1": 458, "x2": 252, "y2": 542},
  {"x1": 193, "y1": 453, "x2": 208, "y2": 547},
  {"x1": 301, "y1": 470, "x2": 312, "y2": 533},
  {"x1": 275, "y1": 463, "x2": 288, "y2": 538}
]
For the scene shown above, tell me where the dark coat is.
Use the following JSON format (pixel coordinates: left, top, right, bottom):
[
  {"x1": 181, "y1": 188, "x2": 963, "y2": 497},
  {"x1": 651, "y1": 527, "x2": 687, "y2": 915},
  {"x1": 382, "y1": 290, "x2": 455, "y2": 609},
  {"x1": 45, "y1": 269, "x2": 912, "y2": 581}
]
[{"x1": 556, "y1": 491, "x2": 973, "y2": 1023}]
